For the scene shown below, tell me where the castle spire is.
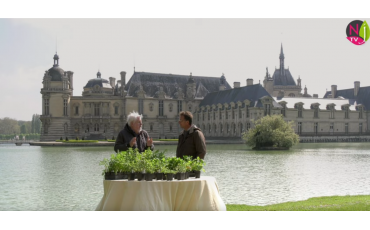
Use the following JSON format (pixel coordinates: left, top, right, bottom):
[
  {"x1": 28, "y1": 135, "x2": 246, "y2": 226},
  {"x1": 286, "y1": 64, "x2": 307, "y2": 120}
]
[{"x1": 279, "y1": 43, "x2": 285, "y2": 76}]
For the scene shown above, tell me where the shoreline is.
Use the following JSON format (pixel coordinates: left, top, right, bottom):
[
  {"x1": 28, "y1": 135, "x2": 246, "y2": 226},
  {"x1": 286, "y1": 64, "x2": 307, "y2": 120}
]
[{"x1": 29, "y1": 139, "x2": 245, "y2": 147}]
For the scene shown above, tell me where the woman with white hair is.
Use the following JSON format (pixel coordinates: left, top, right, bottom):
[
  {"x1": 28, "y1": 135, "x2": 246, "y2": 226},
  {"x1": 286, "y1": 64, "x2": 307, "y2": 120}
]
[{"x1": 114, "y1": 111, "x2": 154, "y2": 153}]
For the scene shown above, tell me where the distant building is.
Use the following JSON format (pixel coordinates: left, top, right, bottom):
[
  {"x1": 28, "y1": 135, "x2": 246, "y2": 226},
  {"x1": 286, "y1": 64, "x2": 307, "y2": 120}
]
[
  {"x1": 40, "y1": 46, "x2": 369, "y2": 141},
  {"x1": 39, "y1": 54, "x2": 231, "y2": 141}
]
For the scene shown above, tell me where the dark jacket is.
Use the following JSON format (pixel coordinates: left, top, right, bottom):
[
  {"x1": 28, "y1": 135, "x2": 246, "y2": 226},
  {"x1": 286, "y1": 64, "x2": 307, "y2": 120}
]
[
  {"x1": 176, "y1": 125, "x2": 206, "y2": 159},
  {"x1": 114, "y1": 123, "x2": 154, "y2": 153}
]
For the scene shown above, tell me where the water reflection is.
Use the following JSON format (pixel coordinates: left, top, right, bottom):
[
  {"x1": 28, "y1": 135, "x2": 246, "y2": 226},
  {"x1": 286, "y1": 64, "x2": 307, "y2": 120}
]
[{"x1": 1, "y1": 143, "x2": 370, "y2": 210}]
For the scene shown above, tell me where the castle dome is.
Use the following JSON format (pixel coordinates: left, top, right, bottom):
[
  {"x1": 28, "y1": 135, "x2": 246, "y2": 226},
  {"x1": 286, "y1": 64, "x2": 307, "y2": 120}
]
[{"x1": 48, "y1": 53, "x2": 65, "y2": 81}]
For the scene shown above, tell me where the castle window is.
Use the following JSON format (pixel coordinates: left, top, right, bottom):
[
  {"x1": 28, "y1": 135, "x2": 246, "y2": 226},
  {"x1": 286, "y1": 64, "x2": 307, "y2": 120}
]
[
  {"x1": 329, "y1": 106, "x2": 334, "y2": 119},
  {"x1": 314, "y1": 107, "x2": 319, "y2": 118},
  {"x1": 197, "y1": 113, "x2": 200, "y2": 121},
  {"x1": 202, "y1": 112, "x2": 205, "y2": 121},
  {"x1": 149, "y1": 103, "x2": 153, "y2": 112},
  {"x1": 264, "y1": 104, "x2": 271, "y2": 116},
  {"x1": 226, "y1": 111, "x2": 228, "y2": 119},
  {"x1": 63, "y1": 99, "x2": 68, "y2": 116},
  {"x1": 213, "y1": 112, "x2": 216, "y2": 120},
  {"x1": 296, "y1": 105, "x2": 302, "y2": 118},
  {"x1": 94, "y1": 124, "x2": 99, "y2": 132},
  {"x1": 359, "y1": 123, "x2": 363, "y2": 133},
  {"x1": 359, "y1": 107, "x2": 363, "y2": 119},
  {"x1": 208, "y1": 112, "x2": 210, "y2": 121},
  {"x1": 247, "y1": 122, "x2": 251, "y2": 130},
  {"x1": 169, "y1": 103, "x2": 173, "y2": 113},
  {"x1": 115, "y1": 106, "x2": 119, "y2": 115},
  {"x1": 281, "y1": 104, "x2": 286, "y2": 117},
  {"x1": 150, "y1": 124, "x2": 153, "y2": 132},
  {"x1": 288, "y1": 93, "x2": 295, "y2": 97},
  {"x1": 314, "y1": 122, "x2": 318, "y2": 134},
  {"x1": 239, "y1": 109, "x2": 242, "y2": 119},
  {"x1": 344, "y1": 106, "x2": 349, "y2": 119},
  {"x1": 177, "y1": 100, "x2": 182, "y2": 113},
  {"x1": 94, "y1": 104, "x2": 100, "y2": 116},
  {"x1": 246, "y1": 105, "x2": 249, "y2": 118},
  {"x1": 220, "y1": 124, "x2": 223, "y2": 133},
  {"x1": 75, "y1": 106, "x2": 79, "y2": 116},
  {"x1": 219, "y1": 109, "x2": 222, "y2": 119},
  {"x1": 298, "y1": 122, "x2": 302, "y2": 134},
  {"x1": 44, "y1": 99, "x2": 49, "y2": 116},
  {"x1": 158, "y1": 100, "x2": 164, "y2": 116},
  {"x1": 240, "y1": 123, "x2": 243, "y2": 133},
  {"x1": 227, "y1": 124, "x2": 229, "y2": 134},
  {"x1": 138, "y1": 99, "x2": 143, "y2": 114},
  {"x1": 208, "y1": 124, "x2": 211, "y2": 133},
  {"x1": 232, "y1": 110, "x2": 235, "y2": 119}
]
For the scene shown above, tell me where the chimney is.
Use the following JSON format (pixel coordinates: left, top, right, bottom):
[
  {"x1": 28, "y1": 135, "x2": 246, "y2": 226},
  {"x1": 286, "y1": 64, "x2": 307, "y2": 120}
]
[
  {"x1": 313, "y1": 94, "x2": 318, "y2": 98},
  {"x1": 278, "y1": 90, "x2": 285, "y2": 98},
  {"x1": 331, "y1": 85, "x2": 337, "y2": 98},
  {"x1": 109, "y1": 77, "x2": 116, "y2": 88},
  {"x1": 246, "y1": 78, "x2": 253, "y2": 86},
  {"x1": 354, "y1": 81, "x2": 360, "y2": 96},
  {"x1": 233, "y1": 82, "x2": 240, "y2": 88},
  {"x1": 120, "y1": 71, "x2": 126, "y2": 86}
]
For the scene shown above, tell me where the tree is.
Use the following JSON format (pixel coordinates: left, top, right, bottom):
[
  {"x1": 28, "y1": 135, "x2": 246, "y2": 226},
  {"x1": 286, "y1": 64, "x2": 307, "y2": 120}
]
[
  {"x1": 242, "y1": 115, "x2": 299, "y2": 149},
  {"x1": 0, "y1": 117, "x2": 20, "y2": 135},
  {"x1": 20, "y1": 124, "x2": 26, "y2": 134}
]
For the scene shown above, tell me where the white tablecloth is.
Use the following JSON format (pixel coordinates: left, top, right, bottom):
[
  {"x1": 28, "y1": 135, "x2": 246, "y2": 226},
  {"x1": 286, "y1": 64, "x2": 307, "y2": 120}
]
[{"x1": 95, "y1": 176, "x2": 226, "y2": 211}]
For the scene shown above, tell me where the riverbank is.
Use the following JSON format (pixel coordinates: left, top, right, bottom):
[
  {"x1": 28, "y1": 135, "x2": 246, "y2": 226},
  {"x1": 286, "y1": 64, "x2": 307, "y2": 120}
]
[
  {"x1": 29, "y1": 139, "x2": 245, "y2": 146},
  {"x1": 226, "y1": 194, "x2": 370, "y2": 211}
]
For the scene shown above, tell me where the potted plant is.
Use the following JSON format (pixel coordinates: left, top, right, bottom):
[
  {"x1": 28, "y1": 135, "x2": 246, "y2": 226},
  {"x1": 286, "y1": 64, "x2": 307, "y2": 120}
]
[
  {"x1": 163, "y1": 168, "x2": 177, "y2": 181},
  {"x1": 183, "y1": 156, "x2": 193, "y2": 179},
  {"x1": 191, "y1": 157, "x2": 206, "y2": 178},
  {"x1": 144, "y1": 159, "x2": 156, "y2": 181},
  {"x1": 133, "y1": 154, "x2": 145, "y2": 181},
  {"x1": 176, "y1": 160, "x2": 187, "y2": 180}
]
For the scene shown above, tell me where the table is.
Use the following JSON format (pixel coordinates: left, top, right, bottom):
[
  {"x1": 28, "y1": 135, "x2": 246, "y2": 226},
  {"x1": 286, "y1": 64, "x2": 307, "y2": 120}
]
[{"x1": 95, "y1": 176, "x2": 226, "y2": 211}]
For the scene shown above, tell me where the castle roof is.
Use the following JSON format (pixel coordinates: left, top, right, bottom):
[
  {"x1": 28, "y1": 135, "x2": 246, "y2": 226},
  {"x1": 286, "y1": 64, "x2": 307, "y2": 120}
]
[
  {"x1": 123, "y1": 71, "x2": 231, "y2": 98},
  {"x1": 323, "y1": 86, "x2": 370, "y2": 110},
  {"x1": 272, "y1": 68, "x2": 297, "y2": 86},
  {"x1": 199, "y1": 84, "x2": 281, "y2": 108}
]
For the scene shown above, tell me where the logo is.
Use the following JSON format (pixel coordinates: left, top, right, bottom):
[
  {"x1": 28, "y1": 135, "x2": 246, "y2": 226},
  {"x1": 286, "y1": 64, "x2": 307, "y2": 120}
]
[{"x1": 346, "y1": 20, "x2": 369, "y2": 45}]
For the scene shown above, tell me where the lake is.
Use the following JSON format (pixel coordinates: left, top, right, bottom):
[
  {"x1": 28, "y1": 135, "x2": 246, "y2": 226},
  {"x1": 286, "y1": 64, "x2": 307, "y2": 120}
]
[{"x1": 1, "y1": 143, "x2": 370, "y2": 210}]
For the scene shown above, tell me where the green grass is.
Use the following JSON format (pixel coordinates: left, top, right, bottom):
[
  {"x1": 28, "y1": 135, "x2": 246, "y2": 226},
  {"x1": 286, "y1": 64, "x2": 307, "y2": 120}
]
[
  {"x1": 98, "y1": 140, "x2": 115, "y2": 142},
  {"x1": 55, "y1": 140, "x2": 99, "y2": 143},
  {"x1": 226, "y1": 195, "x2": 370, "y2": 211}
]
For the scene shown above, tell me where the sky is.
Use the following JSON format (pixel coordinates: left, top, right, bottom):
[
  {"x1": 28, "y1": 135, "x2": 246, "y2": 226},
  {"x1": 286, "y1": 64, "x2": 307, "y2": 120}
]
[{"x1": 1, "y1": 3, "x2": 369, "y2": 121}]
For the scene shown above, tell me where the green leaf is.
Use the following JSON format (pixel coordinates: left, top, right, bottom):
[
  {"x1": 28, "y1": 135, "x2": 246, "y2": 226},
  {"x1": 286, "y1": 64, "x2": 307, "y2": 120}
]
[{"x1": 359, "y1": 20, "x2": 369, "y2": 41}]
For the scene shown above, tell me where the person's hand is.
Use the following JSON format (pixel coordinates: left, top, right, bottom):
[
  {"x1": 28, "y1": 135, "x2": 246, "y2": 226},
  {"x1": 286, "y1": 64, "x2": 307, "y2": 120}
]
[
  {"x1": 146, "y1": 137, "x2": 153, "y2": 147},
  {"x1": 130, "y1": 137, "x2": 136, "y2": 147}
]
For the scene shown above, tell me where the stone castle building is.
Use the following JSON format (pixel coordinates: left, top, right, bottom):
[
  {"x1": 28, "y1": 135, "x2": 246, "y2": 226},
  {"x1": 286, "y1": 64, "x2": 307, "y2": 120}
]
[
  {"x1": 40, "y1": 46, "x2": 370, "y2": 141},
  {"x1": 39, "y1": 53, "x2": 231, "y2": 141}
]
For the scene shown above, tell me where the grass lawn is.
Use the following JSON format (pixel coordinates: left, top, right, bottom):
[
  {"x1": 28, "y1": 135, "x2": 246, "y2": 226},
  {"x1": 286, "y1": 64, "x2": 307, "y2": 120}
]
[{"x1": 226, "y1": 195, "x2": 370, "y2": 211}]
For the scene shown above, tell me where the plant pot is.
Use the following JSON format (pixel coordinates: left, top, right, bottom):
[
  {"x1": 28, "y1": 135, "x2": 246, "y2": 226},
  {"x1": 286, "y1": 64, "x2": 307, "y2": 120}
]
[
  {"x1": 194, "y1": 171, "x2": 201, "y2": 178},
  {"x1": 179, "y1": 172, "x2": 185, "y2": 180},
  {"x1": 136, "y1": 172, "x2": 145, "y2": 181},
  {"x1": 156, "y1": 172, "x2": 163, "y2": 180},
  {"x1": 128, "y1": 172, "x2": 135, "y2": 181},
  {"x1": 175, "y1": 172, "x2": 181, "y2": 180},
  {"x1": 189, "y1": 171, "x2": 196, "y2": 178},
  {"x1": 166, "y1": 173, "x2": 173, "y2": 181},
  {"x1": 115, "y1": 172, "x2": 125, "y2": 180},
  {"x1": 104, "y1": 172, "x2": 116, "y2": 180},
  {"x1": 185, "y1": 172, "x2": 189, "y2": 179},
  {"x1": 146, "y1": 173, "x2": 155, "y2": 181}
]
